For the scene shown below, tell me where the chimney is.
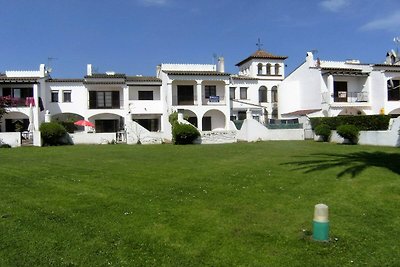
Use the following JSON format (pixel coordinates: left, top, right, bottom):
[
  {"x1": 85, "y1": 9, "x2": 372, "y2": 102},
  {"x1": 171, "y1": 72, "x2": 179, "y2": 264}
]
[
  {"x1": 217, "y1": 57, "x2": 225, "y2": 73},
  {"x1": 87, "y1": 64, "x2": 92, "y2": 76},
  {"x1": 306, "y1": 52, "x2": 314, "y2": 67}
]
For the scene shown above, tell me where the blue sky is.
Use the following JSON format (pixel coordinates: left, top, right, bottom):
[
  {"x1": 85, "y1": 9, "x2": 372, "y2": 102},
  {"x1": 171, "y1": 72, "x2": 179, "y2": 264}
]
[{"x1": 0, "y1": 0, "x2": 399, "y2": 77}]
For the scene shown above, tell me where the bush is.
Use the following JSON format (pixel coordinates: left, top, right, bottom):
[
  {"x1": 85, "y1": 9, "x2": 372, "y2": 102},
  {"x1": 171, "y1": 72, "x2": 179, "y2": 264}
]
[
  {"x1": 314, "y1": 124, "x2": 331, "y2": 142},
  {"x1": 172, "y1": 123, "x2": 200, "y2": 145},
  {"x1": 310, "y1": 115, "x2": 390, "y2": 131},
  {"x1": 337, "y1": 124, "x2": 359, "y2": 144},
  {"x1": 39, "y1": 122, "x2": 68, "y2": 146},
  {"x1": 0, "y1": 144, "x2": 11, "y2": 148}
]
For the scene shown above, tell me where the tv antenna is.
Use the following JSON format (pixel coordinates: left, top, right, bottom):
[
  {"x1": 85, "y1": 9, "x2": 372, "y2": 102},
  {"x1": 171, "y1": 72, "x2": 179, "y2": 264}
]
[
  {"x1": 256, "y1": 38, "x2": 263, "y2": 50},
  {"x1": 46, "y1": 57, "x2": 58, "y2": 73}
]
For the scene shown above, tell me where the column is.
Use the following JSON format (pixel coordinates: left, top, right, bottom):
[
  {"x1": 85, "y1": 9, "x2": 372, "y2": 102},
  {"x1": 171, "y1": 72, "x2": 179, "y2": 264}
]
[
  {"x1": 327, "y1": 74, "x2": 334, "y2": 102},
  {"x1": 33, "y1": 84, "x2": 40, "y2": 130},
  {"x1": 196, "y1": 80, "x2": 202, "y2": 106},
  {"x1": 224, "y1": 82, "x2": 230, "y2": 129}
]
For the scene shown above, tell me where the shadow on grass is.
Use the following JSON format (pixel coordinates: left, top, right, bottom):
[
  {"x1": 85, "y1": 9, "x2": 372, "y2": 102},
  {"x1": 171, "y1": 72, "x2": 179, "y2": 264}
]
[{"x1": 284, "y1": 152, "x2": 400, "y2": 178}]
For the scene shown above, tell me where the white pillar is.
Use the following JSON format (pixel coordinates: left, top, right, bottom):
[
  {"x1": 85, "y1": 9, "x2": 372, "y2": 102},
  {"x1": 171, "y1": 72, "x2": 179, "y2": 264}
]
[
  {"x1": 327, "y1": 75, "x2": 334, "y2": 102},
  {"x1": 33, "y1": 84, "x2": 40, "y2": 130},
  {"x1": 225, "y1": 82, "x2": 230, "y2": 129},
  {"x1": 196, "y1": 80, "x2": 202, "y2": 106}
]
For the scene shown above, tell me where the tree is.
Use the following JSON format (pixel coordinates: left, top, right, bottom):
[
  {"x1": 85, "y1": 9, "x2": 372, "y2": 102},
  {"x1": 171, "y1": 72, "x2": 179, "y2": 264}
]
[{"x1": 0, "y1": 96, "x2": 16, "y2": 120}]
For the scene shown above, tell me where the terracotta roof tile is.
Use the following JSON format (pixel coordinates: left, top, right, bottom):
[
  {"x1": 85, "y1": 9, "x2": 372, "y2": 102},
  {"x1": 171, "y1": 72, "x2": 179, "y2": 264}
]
[{"x1": 236, "y1": 50, "x2": 288, "y2": 66}]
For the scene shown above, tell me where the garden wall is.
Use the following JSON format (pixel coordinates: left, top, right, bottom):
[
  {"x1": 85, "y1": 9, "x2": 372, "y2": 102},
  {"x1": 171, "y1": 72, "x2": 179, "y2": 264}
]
[
  {"x1": 320, "y1": 117, "x2": 400, "y2": 147},
  {"x1": 200, "y1": 130, "x2": 237, "y2": 144},
  {"x1": 0, "y1": 132, "x2": 21, "y2": 147},
  {"x1": 237, "y1": 118, "x2": 304, "y2": 142},
  {"x1": 69, "y1": 132, "x2": 117, "y2": 145}
]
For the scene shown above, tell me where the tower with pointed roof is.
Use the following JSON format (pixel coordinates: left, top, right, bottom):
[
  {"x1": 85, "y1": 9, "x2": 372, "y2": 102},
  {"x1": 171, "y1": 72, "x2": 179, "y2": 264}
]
[{"x1": 235, "y1": 49, "x2": 288, "y2": 79}]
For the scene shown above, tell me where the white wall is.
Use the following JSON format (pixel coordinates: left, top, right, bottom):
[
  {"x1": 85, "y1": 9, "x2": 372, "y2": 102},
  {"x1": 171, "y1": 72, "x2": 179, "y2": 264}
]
[
  {"x1": 237, "y1": 118, "x2": 304, "y2": 141},
  {"x1": 0, "y1": 132, "x2": 21, "y2": 147},
  {"x1": 69, "y1": 132, "x2": 117, "y2": 145}
]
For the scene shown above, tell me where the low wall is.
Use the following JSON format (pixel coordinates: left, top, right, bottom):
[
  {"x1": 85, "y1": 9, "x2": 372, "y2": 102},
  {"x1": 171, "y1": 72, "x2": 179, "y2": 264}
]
[
  {"x1": 317, "y1": 117, "x2": 400, "y2": 147},
  {"x1": 0, "y1": 132, "x2": 21, "y2": 147},
  {"x1": 69, "y1": 132, "x2": 117, "y2": 145},
  {"x1": 200, "y1": 130, "x2": 237, "y2": 144},
  {"x1": 237, "y1": 118, "x2": 304, "y2": 142}
]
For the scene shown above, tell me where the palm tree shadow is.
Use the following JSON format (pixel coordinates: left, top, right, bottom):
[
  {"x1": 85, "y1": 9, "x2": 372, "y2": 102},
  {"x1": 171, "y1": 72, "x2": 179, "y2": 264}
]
[{"x1": 284, "y1": 152, "x2": 400, "y2": 178}]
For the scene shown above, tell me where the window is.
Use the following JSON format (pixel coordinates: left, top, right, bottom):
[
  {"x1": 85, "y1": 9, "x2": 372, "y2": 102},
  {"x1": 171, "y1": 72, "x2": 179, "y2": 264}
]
[
  {"x1": 334, "y1": 81, "x2": 348, "y2": 102},
  {"x1": 266, "y1": 63, "x2": 272, "y2": 75},
  {"x1": 259, "y1": 86, "x2": 268, "y2": 102},
  {"x1": 388, "y1": 78, "x2": 400, "y2": 101},
  {"x1": 238, "y1": 111, "x2": 246, "y2": 120},
  {"x1": 275, "y1": 64, "x2": 280, "y2": 75},
  {"x1": 271, "y1": 86, "x2": 278, "y2": 103},
  {"x1": 204, "y1": 85, "x2": 216, "y2": 99},
  {"x1": 229, "y1": 87, "x2": 236, "y2": 100},
  {"x1": 63, "y1": 91, "x2": 71, "y2": 102},
  {"x1": 135, "y1": 118, "x2": 160, "y2": 132},
  {"x1": 89, "y1": 91, "x2": 120, "y2": 109},
  {"x1": 138, "y1": 91, "x2": 153, "y2": 100},
  {"x1": 257, "y1": 63, "x2": 263, "y2": 75},
  {"x1": 240, "y1": 87, "x2": 247, "y2": 99},
  {"x1": 51, "y1": 91, "x2": 59, "y2": 102}
]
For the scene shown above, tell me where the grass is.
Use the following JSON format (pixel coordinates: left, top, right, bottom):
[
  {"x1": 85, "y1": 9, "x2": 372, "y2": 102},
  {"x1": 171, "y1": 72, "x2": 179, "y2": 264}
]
[{"x1": 0, "y1": 141, "x2": 399, "y2": 266}]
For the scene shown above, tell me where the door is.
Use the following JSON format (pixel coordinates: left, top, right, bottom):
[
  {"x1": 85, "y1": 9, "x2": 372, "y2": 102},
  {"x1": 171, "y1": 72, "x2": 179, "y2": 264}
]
[
  {"x1": 177, "y1": 85, "x2": 194, "y2": 105},
  {"x1": 334, "y1": 81, "x2": 348, "y2": 102},
  {"x1": 202, "y1": 116, "x2": 211, "y2": 131}
]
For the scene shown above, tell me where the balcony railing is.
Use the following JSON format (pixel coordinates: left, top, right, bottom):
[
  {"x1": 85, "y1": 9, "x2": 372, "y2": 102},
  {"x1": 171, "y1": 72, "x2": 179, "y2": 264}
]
[
  {"x1": 88, "y1": 100, "x2": 124, "y2": 109},
  {"x1": 333, "y1": 92, "x2": 368, "y2": 103},
  {"x1": 0, "y1": 96, "x2": 35, "y2": 108}
]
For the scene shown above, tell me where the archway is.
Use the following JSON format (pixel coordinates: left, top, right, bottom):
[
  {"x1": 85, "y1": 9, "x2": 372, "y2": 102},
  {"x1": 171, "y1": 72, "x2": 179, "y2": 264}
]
[
  {"x1": 1, "y1": 112, "x2": 29, "y2": 132},
  {"x1": 338, "y1": 107, "x2": 365, "y2": 116},
  {"x1": 202, "y1": 109, "x2": 226, "y2": 131},
  {"x1": 89, "y1": 113, "x2": 124, "y2": 133},
  {"x1": 388, "y1": 108, "x2": 400, "y2": 118},
  {"x1": 52, "y1": 113, "x2": 84, "y2": 133}
]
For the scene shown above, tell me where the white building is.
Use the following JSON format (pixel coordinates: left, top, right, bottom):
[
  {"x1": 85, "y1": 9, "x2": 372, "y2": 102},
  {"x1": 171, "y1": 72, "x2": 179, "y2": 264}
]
[
  {"x1": 279, "y1": 51, "x2": 400, "y2": 119},
  {"x1": 0, "y1": 48, "x2": 289, "y2": 145}
]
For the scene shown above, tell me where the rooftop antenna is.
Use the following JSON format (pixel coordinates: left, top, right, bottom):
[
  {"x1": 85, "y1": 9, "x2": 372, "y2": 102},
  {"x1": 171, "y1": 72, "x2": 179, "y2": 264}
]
[
  {"x1": 394, "y1": 37, "x2": 400, "y2": 55},
  {"x1": 212, "y1": 53, "x2": 218, "y2": 70},
  {"x1": 46, "y1": 57, "x2": 58, "y2": 73},
  {"x1": 256, "y1": 38, "x2": 263, "y2": 51}
]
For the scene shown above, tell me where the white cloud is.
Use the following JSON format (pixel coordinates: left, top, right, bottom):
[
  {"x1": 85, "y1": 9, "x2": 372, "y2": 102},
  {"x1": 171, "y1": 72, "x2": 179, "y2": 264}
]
[
  {"x1": 320, "y1": 0, "x2": 349, "y2": 12},
  {"x1": 360, "y1": 11, "x2": 400, "y2": 31},
  {"x1": 137, "y1": 0, "x2": 169, "y2": 7}
]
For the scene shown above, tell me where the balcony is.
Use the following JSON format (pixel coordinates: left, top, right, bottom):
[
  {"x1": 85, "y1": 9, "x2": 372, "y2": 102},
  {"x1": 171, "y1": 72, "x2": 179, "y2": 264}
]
[
  {"x1": 331, "y1": 92, "x2": 370, "y2": 107},
  {"x1": 203, "y1": 96, "x2": 226, "y2": 105},
  {"x1": 0, "y1": 96, "x2": 35, "y2": 108},
  {"x1": 129, "y1": 100, "x2": 163, "y2": 114}
]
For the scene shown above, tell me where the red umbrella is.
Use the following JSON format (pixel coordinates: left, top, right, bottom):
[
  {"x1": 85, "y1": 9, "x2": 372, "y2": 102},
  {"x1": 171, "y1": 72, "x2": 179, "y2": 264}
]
[{"x1": 74, "y1": 120, "x2": 95, "y2": 127}]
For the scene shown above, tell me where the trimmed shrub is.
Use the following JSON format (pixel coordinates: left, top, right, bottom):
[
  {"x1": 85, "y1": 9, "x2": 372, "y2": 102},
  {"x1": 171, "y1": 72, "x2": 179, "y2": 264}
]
[
  {"x1": 314, "y1": 124, "x2": 331, "y2": 142},
  {"x1": 337, "y1": 124, "x2": 359, "y2": 144},
  {"x1": 172, "y1": 123, "x2": 200, "y2": 145},
  {"x1": 39, "y1": 122, "x2": 68, "y2": 146},
  {"x1": 0, "y1": 144, "x2": 11, "y2": 148},
  {"x1": 310, "y1": 115, "x2": 390, "y2": 131}
]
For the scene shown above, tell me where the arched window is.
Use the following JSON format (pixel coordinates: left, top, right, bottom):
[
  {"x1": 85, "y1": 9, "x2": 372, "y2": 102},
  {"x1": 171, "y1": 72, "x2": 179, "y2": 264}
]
[
  {"x1": 266, "y1": 63, "x2": 271, "y2": 75},
  {"x1": 271, "y1": 86, "x2": 278, "y2": 103},
  {"x1": 257, "y1": 63, "x2": 263, "y2": 75},
  {"x1": 274, "y1": 64, "x2": 280, "y2": 75},
  {"x1": 259, "y1": 86, "x2": 268, "y2": 102}
]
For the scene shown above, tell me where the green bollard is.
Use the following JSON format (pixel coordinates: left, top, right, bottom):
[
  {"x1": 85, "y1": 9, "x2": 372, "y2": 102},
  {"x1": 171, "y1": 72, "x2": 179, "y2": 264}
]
[{"x1": 312, "y1": 203, "x2": 329, "y2": 241}]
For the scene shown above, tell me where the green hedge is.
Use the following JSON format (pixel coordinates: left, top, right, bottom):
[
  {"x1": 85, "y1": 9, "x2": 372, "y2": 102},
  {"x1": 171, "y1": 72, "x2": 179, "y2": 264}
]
[
  {"x1": 39, "y1": 122, "x2": 68, "y2": 146},
  {"x1": 172, "y1": 123, "x2": 200, "y2": 145},
  {"x1": 337, "y1": 124, "x2": 359, "y2": 144},
  {"x1": 310, "y1": 115, "x2": 390, "y2": 131},
  {"x1": 314, "y1": 124, "x2": 331, "y2": 142}
]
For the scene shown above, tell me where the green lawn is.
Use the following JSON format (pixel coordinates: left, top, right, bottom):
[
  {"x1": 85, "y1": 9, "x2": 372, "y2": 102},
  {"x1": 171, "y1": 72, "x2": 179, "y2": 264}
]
[{"x1": 0, "y1": 141, "x2": 399, "y2": 266}]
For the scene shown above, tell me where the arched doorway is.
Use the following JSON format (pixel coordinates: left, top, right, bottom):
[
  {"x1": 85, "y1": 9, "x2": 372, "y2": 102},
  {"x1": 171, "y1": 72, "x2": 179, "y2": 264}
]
[
  {"x1": 202, "y1": 110, "x2": 226, "y2": 131},
  {"x1": 52, "y1": 113, "x2": 84, "y2": 133}
]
